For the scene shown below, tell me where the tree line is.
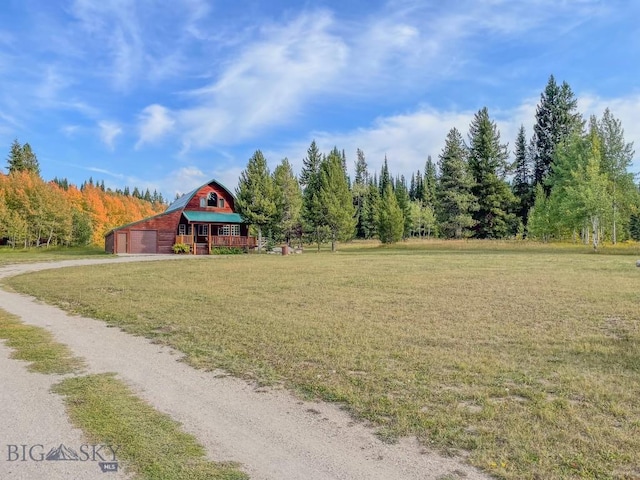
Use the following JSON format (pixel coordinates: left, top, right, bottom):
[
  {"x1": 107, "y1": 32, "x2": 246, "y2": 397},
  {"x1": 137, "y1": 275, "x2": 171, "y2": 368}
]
[
  {"x1": 1, "y1": 140, "x2": 165, "y2": 247},
  {"x1": 236, "y1": 75, "x2": 640, "y2": 251}
]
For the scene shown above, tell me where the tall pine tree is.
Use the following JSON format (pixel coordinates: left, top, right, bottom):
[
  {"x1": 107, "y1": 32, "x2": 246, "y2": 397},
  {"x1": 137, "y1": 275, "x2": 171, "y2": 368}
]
[
  {"x1": 7, "y1": 139, "x2": 40, "y2": 176},
  {"x1": 467, "y1": 107, "x2": 516, "y2": 238},
  {"x1": 301, "y1": 141, "x2": 325, "y2": 250},
  {"x1": 318, "y1": 150, "x2": 356, "y2": 251},
  {"x1": 235, "y1": 150, "x2": 277, "y2": 252},
  {"x1": 512, "y1": 125, "x2": 532, "y2": 226},
  {"x1": 532, "y1": 75, "x2": 582, "y2": 190},
  {"x1": 377, "y1": 182, "x2": 404, "y2": 244},
  {"x1": 437, "y1": 128, "x2": 478, "y2": 238},
  {"x1": 353, "y1": 148, "x2": 370, "y2": 238},
  {"x1": 273, "y1": 158, "x2": 303, "y2": 245}
]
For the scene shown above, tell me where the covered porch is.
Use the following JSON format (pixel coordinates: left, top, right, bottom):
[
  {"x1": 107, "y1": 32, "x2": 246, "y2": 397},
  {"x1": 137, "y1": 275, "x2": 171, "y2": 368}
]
[{"x1": 177, "y1": 211, "x2": 256, "y2": 254}]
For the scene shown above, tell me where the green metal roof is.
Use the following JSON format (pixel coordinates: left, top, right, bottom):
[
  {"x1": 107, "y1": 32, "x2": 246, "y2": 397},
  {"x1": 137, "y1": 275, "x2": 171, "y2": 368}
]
[{"x1": 182, "y1": 211, "x2": 244, "y2": 223}]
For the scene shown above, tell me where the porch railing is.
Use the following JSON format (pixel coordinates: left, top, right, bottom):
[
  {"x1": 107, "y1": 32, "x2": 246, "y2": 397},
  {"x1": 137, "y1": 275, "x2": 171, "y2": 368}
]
[
  {"x1": 210, "y1": 236, "x2": 257, "y2": 247},
  {"x1": 176, "y1": 234, "x2": 256, "y2": 251}
]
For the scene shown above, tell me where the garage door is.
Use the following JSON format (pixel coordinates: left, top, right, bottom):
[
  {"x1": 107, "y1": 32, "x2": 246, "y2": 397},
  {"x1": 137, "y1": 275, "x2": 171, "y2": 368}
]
[
  {"x1": 116, "y1": 233, "x2": 127, "y2": 254},
  {"x1": 130, "y1": 230, "x2": 157, "y2": 254}
]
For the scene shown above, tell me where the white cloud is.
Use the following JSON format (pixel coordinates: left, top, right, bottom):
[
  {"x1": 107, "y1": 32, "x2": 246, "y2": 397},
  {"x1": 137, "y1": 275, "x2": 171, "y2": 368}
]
[
  {"x1": 60, "y1": 125, "x2": 80, "y2": 137},
  {"x1": 267, "y1": 99, "x2": 538, "y2": 181},
  {"x1": 98, "y1": 121, "x2": 122, "y2": 150},
  {"x1": 160, "y1": 166, "x2": 209, "y2": 198},
  {"x1": 177, "y1": 10, "x2": 347, "y2": 148},
  {"x1": 136, "y1": 104, "x2": 175, "y2": 148}
]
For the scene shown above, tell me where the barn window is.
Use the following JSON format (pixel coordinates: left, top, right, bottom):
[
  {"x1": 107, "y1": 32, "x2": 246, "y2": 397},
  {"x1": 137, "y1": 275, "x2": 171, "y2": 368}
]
[
  {"x1": 178, "y1": 224, "x2": 186, "y2": 235},
  {"x1": 231, "y1": 225, "x2": 240, "y2": 236},
  {"x1": 198, "y1": 225, "x2": 208, "y2": 236},
  {"x1": 218, "y1": 198, "x2": 225, "y2": 208},
  {"x1": 218, "y1": 225, "x2": 230, "y2": 236},
  {"x1": 207, "y1": 192, "x2": 218, "y2": 207},
  {"x1": 200, "y1": 198, "x2": 206, "y2": 208}
]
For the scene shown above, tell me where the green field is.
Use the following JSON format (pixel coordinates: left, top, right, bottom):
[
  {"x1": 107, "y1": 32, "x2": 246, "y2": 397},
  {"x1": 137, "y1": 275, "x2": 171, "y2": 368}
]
[
  {"x1": 5, "y1": 240, "x2": 640, "y2": 479},
  {"x1": 0, "y1": 245, "x2": 108, "y2": 266}
]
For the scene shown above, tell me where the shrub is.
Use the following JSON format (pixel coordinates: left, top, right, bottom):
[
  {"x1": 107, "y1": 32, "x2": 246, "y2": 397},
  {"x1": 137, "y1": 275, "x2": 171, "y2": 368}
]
[
  {"x1": 210, "y1": 246, "x2": 244, "y2": 255},
  {"x1": 172, "y1": 243, "x2": 190, "y2": 254}
]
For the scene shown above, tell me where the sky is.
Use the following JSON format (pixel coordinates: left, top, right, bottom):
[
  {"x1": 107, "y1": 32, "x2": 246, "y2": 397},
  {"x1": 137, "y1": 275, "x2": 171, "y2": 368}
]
[{"x1": 1, "y1": 0, "x2": 639, "y2": 200}]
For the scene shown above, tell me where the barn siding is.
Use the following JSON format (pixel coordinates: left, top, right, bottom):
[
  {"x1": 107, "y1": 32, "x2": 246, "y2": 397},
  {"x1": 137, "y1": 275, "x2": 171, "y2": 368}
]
[
  {"x1": 105, "y1": 232, "x2": 114, "y2": 254},
  {"x1": 158, "y1": 231, "x2": 176, "y2": 254},
  {"x1": 109, "y1": 210, "x2": 181, "y2": 253},
  {"x1": 185, "y1": 185, "x2": 235, "y2": 212}
]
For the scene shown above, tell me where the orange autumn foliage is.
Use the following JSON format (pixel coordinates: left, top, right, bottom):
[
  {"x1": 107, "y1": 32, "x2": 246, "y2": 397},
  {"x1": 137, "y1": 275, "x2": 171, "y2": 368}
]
[{"x1": 0, "y1": 172, "x2": 165, "y2": 247}]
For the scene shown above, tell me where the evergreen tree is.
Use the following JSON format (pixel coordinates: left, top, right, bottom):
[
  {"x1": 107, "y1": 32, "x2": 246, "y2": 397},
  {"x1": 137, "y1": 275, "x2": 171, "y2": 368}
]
[
  {"x1": 437, "y1": 128, "x2": 477, "y2": 238},
  {"x1": 379, "y1": 156, "x2": 391, "y2": 196},
  {"x1": 353, "y1": 148, "x2": 370, "y2": 238},
  {"x1": 394, "y1": 176, "x2": 412, "y2": 239},
  {"x1": 301, "y1": 143, "x2": 325, "y2": 251},
  {"x1": 409, "y1": 173, "x2": 417, "y2": 201},
  {"x1": 317, "y1": 150, "x2": 356, "y2": 251},
  {"x1": 423, "y1": 156, "x2": 437, "y2": 208},
  {"x1": 532, "y1": 75, "x2": 582, "y2": 190},
  {"x1": 414, "y1": 170, "x2": 424, "y2": 202},
  {"x1": 300, "y1": 140, "x2": 322, "y2": 188},
  {"x1": 272, "y1": 158, "x2": 303, "y2": 245},
  {"x1": 467, "y1": 107, "x2": 516, "y2": 238},
  {"x1": 377, "y1": 182, "x2": 404, "y2": 243},
  {"x1": 512, "y1": 125, "x2": 532, "y2": 225},
  {"x1": 6, "y1": 139, "x2": 23, "y2": 173},
  {"x1": 361, "y1": 182, "x2": 379, "y2": 239},
  {"x1": 7, "y1": 139, "x2": 40, "y2": 176},
  {"x1": 235, "y1": 150, "x2": 277, "y2": 252}
]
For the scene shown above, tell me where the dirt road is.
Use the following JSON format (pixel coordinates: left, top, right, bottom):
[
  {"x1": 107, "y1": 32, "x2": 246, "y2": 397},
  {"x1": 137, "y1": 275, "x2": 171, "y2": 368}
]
[{"x1": 0, "y1": 256, "x2": 491, "y2": 480}]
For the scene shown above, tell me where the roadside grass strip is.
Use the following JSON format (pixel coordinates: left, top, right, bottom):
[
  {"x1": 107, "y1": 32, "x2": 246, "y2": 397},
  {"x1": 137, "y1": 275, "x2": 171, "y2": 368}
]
[
  {"x1": 0, "y1": 308, "x2": 247, "y2": 480},
  {"x1": 52, "y1": 374, "x2": 248, "y2": 480},
  {"x1": 0, "y1": 245, "x2": 109, "y2": 266},
  {"x1": 0, "y1": 309, "x2": 84, "y2": 374}
]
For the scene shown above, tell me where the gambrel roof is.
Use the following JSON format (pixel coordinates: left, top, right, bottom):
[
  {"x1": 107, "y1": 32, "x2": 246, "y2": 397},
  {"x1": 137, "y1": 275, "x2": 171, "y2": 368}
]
[{"x1": 165, "y1": 179, "x2": 237, "y2": 214}]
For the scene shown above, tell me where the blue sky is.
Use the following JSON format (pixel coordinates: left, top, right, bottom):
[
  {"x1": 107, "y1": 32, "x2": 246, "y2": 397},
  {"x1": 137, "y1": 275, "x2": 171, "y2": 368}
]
[{"x1": 1, "y1": 0, "x2": 639, "y2": 199}]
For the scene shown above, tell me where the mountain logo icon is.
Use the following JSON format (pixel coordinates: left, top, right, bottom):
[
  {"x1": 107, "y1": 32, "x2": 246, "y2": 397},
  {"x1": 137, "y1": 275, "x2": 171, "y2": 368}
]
[{"x1": 45, "y1": 444, "x2": 80, "y2": 461}]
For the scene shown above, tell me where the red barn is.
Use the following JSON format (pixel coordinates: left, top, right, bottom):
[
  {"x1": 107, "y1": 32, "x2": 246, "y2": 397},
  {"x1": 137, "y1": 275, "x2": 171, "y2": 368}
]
[{"x1": 105, "y1": 179, "x2": 255, "y2": 254}]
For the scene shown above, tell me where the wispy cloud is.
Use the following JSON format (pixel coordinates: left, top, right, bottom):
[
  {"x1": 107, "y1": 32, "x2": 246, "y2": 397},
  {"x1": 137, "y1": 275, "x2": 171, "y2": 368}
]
[
  {"x1": 99, "y1": 121, "x2": 123, "y2": 150},
  {"x1": 136, "y1": 104, "x2": 175, "y2": 148},
  {"x1": 176, "y1": 10, "x2": 347, "y2": 148}
]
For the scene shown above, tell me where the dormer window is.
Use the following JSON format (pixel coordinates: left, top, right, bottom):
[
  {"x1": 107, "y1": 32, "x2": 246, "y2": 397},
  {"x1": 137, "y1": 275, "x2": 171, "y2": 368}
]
[{"x1": 207, "y1": 192, "x2": 218, "y2": 207}]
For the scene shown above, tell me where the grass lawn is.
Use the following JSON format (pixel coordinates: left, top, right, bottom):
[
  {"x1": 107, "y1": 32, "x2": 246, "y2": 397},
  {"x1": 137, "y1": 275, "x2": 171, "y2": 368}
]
[
  {"x1": 54, "y1": 374, "x2": 247, "y2": 480},
  {"x1": 0, "y1": 308, "x2": 84, "y2": 374},
  {"x1": 5, "y1": 240, "x2": 640, "y2": 479},
  {"x1": 0, "y1": 245, "x2": 109, "y2": 266}
]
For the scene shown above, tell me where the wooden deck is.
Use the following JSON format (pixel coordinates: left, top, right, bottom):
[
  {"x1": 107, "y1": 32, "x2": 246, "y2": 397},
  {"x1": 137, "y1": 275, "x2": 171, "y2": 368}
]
[{"x1": 176, "y1": 234, "x2": 256, "y2": 253}]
